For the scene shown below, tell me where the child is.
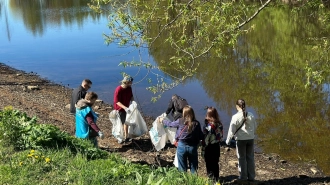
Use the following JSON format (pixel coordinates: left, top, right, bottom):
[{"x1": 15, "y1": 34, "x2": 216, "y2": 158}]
[
  {"x1": 160, "y1": 105, "x2": 203, "y2": 173},
  {"x1": 202, "y1": 106, "x2": 223, "y2": 182},
  {"x1": 225, "y1": 99, "x2": 257, "y2": 183},
  {"x1": 75, "y1": 91, "x2": 104, "y2": 147}
]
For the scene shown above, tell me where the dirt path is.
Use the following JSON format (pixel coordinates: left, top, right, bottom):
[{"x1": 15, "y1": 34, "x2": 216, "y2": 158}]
[{"x1": 0, "y1": 63, "x2": 329, "y2": 185}]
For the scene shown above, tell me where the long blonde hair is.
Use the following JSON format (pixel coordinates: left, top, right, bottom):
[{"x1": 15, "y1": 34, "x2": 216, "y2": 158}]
[{"x1": 182, "y1": 105, "x2": 196, "y2": 133}]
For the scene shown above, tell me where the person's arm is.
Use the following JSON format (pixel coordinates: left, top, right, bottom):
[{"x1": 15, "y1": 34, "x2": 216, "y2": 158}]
[
  {"x1": 162, "y1": 118, "x2": 180, "y2": 128},
  {"x1": 116, "y1": 102, "x2": 128, "y2": 110},
  {"x1": 226, "y1": 116, "x2": 237, "y2": 145},
  {"x1": 86, "y1": 112, "x2": 100, "y2": 133},
  {"x1": 165, "y1": 99, "x2": 174, "y2": 115}
]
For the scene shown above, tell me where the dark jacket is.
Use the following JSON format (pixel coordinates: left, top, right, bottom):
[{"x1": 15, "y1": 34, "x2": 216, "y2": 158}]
[
  {"x1": 165, "y1": 98, "x2": 182, "y2": 120},
  {"x1": 70, "y1": 86, "x2": 87, "y2": 114}
]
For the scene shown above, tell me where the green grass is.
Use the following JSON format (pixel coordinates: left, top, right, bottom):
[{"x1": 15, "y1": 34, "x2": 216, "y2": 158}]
[{"x1": 0, "y1": 106, "x2": 216, "y2": 185}]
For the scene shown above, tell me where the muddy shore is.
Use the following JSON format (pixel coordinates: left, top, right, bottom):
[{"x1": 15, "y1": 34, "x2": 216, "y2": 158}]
[{"x1": 0, "y1": 63, "x2": 329, "y2": 185}]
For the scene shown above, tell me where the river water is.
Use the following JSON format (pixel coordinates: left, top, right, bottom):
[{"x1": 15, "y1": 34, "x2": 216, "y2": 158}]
[{"x1": 0, "y1": 0, "x2": 329, "y2": 174}]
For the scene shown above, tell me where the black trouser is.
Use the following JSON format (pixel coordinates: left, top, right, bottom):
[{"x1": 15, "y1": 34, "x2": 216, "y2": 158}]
[{"x1": 204, "y1": 143, "x2": 220, "y2": 181}]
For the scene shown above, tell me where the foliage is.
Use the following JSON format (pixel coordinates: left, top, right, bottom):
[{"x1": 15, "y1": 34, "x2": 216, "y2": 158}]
[
  {"x1": 0, "y1": 106, "x2": 108, "y2": 160},
  {"x1": 0, "y1": 107, "x2": 216, "y2": 184},
  {"x1": 0, "y1": 143, "x2": 214, "y2": 185},
  {"x1": 88, "y1": 0, "x2": 272, "y2": 100}
]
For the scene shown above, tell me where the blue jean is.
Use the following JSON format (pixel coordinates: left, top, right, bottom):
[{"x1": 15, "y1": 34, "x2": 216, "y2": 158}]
[
  {"x1": 177, "y1": 141, "x2": 198, "y2": 174},
  {"x1": 236, "y1": 139, "x2": 255, "y2": 180}
]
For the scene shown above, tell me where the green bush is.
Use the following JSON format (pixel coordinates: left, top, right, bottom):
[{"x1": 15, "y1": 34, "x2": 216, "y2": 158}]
[
  {"x1": 0, "y1": 106, "x2": 108, "y2": 159},
  {"x1": 0, "y1": 107, "x2": 216, "y2": 184}
]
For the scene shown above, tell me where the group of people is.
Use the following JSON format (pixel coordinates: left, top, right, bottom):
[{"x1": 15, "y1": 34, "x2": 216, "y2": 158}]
[
  {"x1": 70, "y1": 76, "x2": 258, "y2": 183},
  {"x1": 70, "y1": 76, "x2": 134, "y2": 146},
  {"x1": 160, "y1": 96, "x2": 258, "y2": 183}
]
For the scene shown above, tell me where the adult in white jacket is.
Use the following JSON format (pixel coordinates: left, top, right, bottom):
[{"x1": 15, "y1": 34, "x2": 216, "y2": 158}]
[{"x1": 226, "y1": 99, "x2": 258, "y2": 183}]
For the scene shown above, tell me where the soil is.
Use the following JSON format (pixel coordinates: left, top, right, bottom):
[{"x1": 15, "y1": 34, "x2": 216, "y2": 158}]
[{"x1": 0, "y1": 63, "x2": 329, "y2": 185}]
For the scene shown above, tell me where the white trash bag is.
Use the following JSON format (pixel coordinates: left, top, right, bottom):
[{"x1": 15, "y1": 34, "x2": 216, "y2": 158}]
[
  {"x1": 149, "y1": 128, "x2": 167, "y2": 151},
  {"x1": 173, "y1": 151, "x2": 179, "y2": 168},
  {"x1": 159, "y1": 113, "x2": 177, "y2": 145},
  {"x1": 109, "y1": 110, "x2": 124, "y2": 143},
  {"x1": 165, "y1": 127, "x2": 177, "y2": 145},
  {"x1": 125, "y1": 101, "x2": 148, "y2": 138},
  {"x1": 149, "y1": 113, "x2": 174, "y2": 151}
]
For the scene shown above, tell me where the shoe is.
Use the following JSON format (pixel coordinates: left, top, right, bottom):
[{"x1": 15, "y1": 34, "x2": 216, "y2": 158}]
[
  {"x1": 233, "y1": 179, "x2": 249, "y2": 185},
  {"x1": 125, "y1": 138, "x2": 132, "y2": 142}
]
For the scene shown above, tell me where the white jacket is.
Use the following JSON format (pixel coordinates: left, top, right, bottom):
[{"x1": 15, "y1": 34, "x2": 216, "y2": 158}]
[{"x1": 226, "y1": 110, "x2": 257, "y2": 144}]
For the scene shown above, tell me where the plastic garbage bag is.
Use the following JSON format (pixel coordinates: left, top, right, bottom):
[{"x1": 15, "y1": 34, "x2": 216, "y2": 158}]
[
  {"x1": 165, "y1": 127, "x2": 177, "y2": 145},
  {"x1": 125, "y1": 101, "x2": 148, "y2": 138},
  {"x1": 173, "y1": 150, "x2": 178, "y2": 168},
  {"x1": 150, "y1": 113, "x2": 175, "y2": 151},
  {"x1": 109, "y1": 110, "x2": 124, "y2": 143}
]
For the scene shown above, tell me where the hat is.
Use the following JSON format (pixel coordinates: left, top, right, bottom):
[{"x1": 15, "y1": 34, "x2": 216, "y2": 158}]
[{"x1": 121, "y1": 76, "x2": 133, "y2": 83}]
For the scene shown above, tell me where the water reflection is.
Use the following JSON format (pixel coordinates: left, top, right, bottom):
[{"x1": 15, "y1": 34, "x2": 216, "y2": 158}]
[
  {"x1": 147, "y1": 4, "x2": 330, "y2": 174},
  {"x1": 6, "y1": 0, "x2": 105, "y2": 37}
]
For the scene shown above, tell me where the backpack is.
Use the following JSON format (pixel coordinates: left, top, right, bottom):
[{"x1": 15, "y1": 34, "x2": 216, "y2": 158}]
[{"x1": 173, "y1": 96, "x2": 188, "y2": 112}]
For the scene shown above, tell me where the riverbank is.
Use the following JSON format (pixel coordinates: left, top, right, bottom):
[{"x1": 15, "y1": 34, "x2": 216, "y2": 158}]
[{"x1": 0, "y1": 63, "x2": 329, "y2": 185}]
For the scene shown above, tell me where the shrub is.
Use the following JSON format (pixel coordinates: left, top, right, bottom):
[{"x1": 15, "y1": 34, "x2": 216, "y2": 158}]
[{"x1": 0, "y1": 106, "x2": 108, "y2": 159}]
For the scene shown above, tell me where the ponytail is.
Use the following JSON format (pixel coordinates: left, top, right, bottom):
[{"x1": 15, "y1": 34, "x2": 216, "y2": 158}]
[{"x1": 236, "y1": 99, "x2": 247, "y2": 123}]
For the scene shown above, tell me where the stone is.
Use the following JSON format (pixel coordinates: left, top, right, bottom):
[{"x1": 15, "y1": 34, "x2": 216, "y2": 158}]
[
  {"x1": 310, "y1": 167, "x2": 318, "y2": 174},
  {"x1": 280, "y1": 160, "x2": 287, "y2": 164},
  {"x1": 65, "y1": 104, "x2": 70, "y2": 109},
  {"x1": 27, "y1": 85, "x2": 40, "y2": 90},
  {"x1": 22, "y1": 86, "x2": 27, "y2": 92}
]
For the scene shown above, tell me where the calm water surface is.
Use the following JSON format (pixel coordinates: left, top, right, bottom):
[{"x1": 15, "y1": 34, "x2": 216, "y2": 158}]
[{"x1": 1, "y1": 0, "x2": 330, "y2": 174}]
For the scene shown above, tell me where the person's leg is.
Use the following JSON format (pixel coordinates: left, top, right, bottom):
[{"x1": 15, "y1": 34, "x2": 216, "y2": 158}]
[
  {"x1": 236, "y1": 140, "x2": 248, "y2": 180},
  {"x1": 204, "y1": 145, "x2": 214, "y2": 179},
  {"x1": 205, "y1": 143, "x2": 220, "y2": 181},
  {"x1": 177, "y1": 142, "x2": 188, "y2": 172},
  {"x1": 89, "y1": 137, "x2": 98, "y2": 147},
  {"x1": 246, "y1": 139, "x2": 255, "y2": 181},
  {"x1": 187, "y1": 145, "x2": 198, "y2": 174},
  {"x1": 123, "y1": 124, "x2": 129, "y2": 140},
  {"x1": 119, "y1": 111, "x2": 130, "y2": 141},
  {"x1": 212, "y1": 144, "x2": 220, "y2": 181}
]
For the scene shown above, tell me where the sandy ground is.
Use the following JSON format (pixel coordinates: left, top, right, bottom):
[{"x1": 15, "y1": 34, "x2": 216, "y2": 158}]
[{"x1": 0, "y1": 63, "x2": 329, "y2": 185}]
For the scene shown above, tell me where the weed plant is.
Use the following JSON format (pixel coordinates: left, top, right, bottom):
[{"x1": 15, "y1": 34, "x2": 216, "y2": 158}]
[{"x1": 0, "y1": 106, "x2": 217, "y2": 185}]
